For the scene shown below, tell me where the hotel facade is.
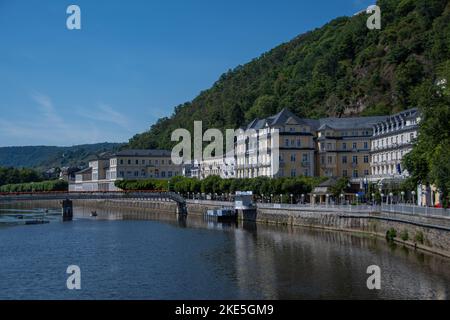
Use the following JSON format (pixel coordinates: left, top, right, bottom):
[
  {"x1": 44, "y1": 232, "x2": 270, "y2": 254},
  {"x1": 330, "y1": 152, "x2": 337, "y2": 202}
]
[
  {"x1": 196, "y1": 108, "x2": 419, "y2": 185},
  {"x1": 70, "y1": 108, "x2": 420, "y2": 192},
  {"x1": 70, "y1": 149, "x2": 182, "y2": 192}
]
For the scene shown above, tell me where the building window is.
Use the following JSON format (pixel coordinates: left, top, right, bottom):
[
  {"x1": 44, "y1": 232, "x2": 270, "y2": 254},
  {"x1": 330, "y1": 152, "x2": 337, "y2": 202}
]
[
  {"x1": 120, "y1": 159, "x2": 123, "y2": 165},
  {"x1": 135, "y1": 160, "x2": 139, "y2": 165},
  {"x1": 142, "y1": 160, "x2": 145, "y2": 165},
  {"x1": 327, "y1": 156, "x2": 332, "y2": 164},
  {"x1": 352, "y1": 142, "x2": 357, "y2": 149},
  {"x1": 364, "y1": 142, "x2": 368, "y2": 149},
  {"x1": 290, "y1": 169, "x2": 296, "y2": 177},
  {"x1": 302, "y1": 154, "x2": 308, "y2": 162},
  {"x1": 168, "y1": 171, "x2": 173, "y2": 177},
  {"x1": 155, "y1": 160, "x2": 159, "y2": 165},
  {"x1": 364, "y1": 155, "x2": 369, "y2": 163},
  {"x1": 342, "y1": 156, "x2": 347, "y2": 164},
  {"x1": 161, "y1": 171, "x2": 166, "y2": 177},
  {"x1": 353, "y1": 170, "x2": 358, "y2": 178},
  {"x1": 343, "y1": 170, "x2": 347, "y2": 177},
  {"x1": 352, "y1": 156, "x2": 358, "y2": 164},
  {"x1": 128, "y1": 159, "x2": 131, "y2": 165},
  {"x1": 119, "y1": 171, "x2": 124, "y2": 177},
  {"x1": 134, "y1": 171, "x2": 139, "y2": 177},
  {"x1": 291, "y1": 154, "x2": 296, "y2": 162},
  {"x1": 285, "y1": 139, "x2": 289, "y2": 147},
  {"x1": 364, "y1": 170, "x2": 369, "y2": 176},
  {"x1": 343, "y1": 143, "x2": 347, "y2": 150}
]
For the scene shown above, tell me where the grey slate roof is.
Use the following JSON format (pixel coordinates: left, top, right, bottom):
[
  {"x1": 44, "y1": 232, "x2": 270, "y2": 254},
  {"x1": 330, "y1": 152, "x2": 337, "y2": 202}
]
[
  {"x1": 114, "y1": 149, "x2": 172, "y2": 157},
  {"x1": 245, "y1": 108, "x2": 412, "y2": 131}
]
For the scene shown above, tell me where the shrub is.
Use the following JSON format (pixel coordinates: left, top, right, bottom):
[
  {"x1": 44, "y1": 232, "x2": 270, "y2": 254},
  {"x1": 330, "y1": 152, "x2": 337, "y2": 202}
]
[
  {"x1": 400, "y1": 230, "x2": 409, "y2": 241},
  {"x1": 386, "y1": 228, "x2": 397, "y2": 241},
  {"x1": 414, "y1": 231, "x2": 424, "y2": 244}
]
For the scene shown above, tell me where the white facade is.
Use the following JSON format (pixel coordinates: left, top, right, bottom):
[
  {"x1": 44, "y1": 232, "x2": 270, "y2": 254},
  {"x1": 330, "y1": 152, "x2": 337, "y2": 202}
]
[{"x1": 369, "y1": 108, "x2": 419, "y2": 181}]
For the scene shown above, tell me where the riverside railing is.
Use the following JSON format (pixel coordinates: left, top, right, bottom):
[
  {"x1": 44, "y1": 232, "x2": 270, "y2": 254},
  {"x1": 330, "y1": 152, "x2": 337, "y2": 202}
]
[
  {"x1": 257, "y1": 203, "x2": 379, "y2": 213},
  {"x1": 381, "y1": 203, "x2": 450, "y2": 218},
  {"x1": 257, "y1": 203, "x2": 450, "y2": 218}
]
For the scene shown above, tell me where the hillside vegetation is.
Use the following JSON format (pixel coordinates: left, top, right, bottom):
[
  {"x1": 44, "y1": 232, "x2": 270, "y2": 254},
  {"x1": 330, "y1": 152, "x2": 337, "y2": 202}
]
[
  {"x1": 128, "y1": 0, "x2": 450, "y2": 150},
  {"x1": 0, "y1": 143, "x2": 123, "y2": 169}
]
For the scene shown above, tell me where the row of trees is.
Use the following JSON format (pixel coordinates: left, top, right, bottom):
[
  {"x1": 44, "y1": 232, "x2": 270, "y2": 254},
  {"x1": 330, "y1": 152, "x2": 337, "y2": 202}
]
[
  {"x1": 115, "y1": 175, "x2": 326, "y2": 198},
  {"x1": 403, "y1": 79, "x2": 450, "y2": 207},
  {"x1": 0, "y1": 167, "x2": 44, "y2": 187},
  {"x1": 0, "y1": 180, "x2": 68, "y2": 193}
]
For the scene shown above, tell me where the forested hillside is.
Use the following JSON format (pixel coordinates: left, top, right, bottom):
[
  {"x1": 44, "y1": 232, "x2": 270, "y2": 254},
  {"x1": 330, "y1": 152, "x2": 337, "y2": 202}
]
[
  {"x1": 0, "y1": 143, "x2": 123, "y2": 169},
  {"x1": 128, "y1": 0, "x2": 450, "y2": 150}
]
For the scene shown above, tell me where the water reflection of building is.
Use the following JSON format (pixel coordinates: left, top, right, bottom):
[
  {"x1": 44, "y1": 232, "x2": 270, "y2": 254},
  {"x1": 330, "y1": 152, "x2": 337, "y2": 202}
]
[{"x1": 232, "y1": 224, "x2": 449, "y2": 299}]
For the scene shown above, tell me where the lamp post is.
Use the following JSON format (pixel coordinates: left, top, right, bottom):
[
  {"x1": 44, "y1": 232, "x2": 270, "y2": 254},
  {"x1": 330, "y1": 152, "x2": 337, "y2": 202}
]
[
  {"x1": 371, "y1": 193, "x2": 375, "y2": 205},
  {"x1": 355, "y1": 193, "x2": 359, "y2": 205},
  {"x1": 389, "y1": 192, "x2": 393, "y2": 205},
  {"x1": 290, "y1": 194, "x2": 294, "y2": 204},
  {"x1": 412, "y1": 191, "x2": 416, "y2": 205},
  {"x1": 280, "y1": 194, "x2": 283, "y2": 204},
  {"x1": 326, "y1": 194, "x2": 329, "y2": 206},
  {"x1": 400, "y1": 191, "x2": 405, "y2": 204},
  {"x1": 340, "y1": 194, "x2": 344, "y2": 205},
  {"x1": 270, "y1": 194, "x2": 273, "y2": 203},
  {"x1": 301, "y1": 194, "x2": 305, "y2": 204},
  {"x1": 261, "y1": 194, "x2": 264, "y2": 203}
]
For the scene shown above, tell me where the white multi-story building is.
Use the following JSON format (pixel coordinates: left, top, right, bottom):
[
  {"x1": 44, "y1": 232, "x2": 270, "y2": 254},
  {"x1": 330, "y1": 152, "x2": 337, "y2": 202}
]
[
  {"x1": 70, "y1": 149, "x2": 183, "y2": 191},
  {"x1": 369, "y1": 108, "x2": 420, "y2": 181},
  {"x1": 200, "y1": 156, "x2": 236, "y2": 179}
]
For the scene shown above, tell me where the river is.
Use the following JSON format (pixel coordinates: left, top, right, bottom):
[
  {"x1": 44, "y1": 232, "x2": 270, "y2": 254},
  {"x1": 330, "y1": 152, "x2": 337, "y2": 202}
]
[{"x1": 0, "y1": 206, "x2": 449, "y2": 300}]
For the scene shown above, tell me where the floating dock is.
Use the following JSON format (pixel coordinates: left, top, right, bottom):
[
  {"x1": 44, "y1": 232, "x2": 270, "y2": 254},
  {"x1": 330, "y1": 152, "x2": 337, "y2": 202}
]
[{"x1": 205, "y1": 208, "x2": 237, "y2": 222}]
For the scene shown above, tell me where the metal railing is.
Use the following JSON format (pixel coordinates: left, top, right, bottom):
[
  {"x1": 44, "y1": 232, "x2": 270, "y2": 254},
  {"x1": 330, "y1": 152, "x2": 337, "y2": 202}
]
[
  {"x1": 257, "y1": 203, "x2": 378, "y2": 213},
  {"x1": 381, "y1": 204, "x2": 450, "y2": 218}
]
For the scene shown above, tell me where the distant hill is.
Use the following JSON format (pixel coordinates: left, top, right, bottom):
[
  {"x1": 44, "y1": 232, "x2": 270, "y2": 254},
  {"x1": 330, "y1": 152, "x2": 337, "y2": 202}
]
[
  {"x1": 128, "y1": 0, "x2": 450, "y2": 150},
  {"x1": 0, "y1": 143, "x2": 124, "y2": 169}
]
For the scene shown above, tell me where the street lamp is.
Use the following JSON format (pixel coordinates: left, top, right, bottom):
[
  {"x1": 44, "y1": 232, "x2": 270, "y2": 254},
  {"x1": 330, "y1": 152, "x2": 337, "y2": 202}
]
[
  {"x1": 301, "y1": 194, "x2": 305, "y2": 204},
  {"x1": 326, "y1": 194, "x2": 329, "y2": 205},
  {"x1": 400, "y1": 191, "x2": 405, "y2": 203},
  {"x1": 371, "y1": 193, "x2": 375, "y2": 205},
  {"x1": 340, "y1": 194, "x2": 344, "y2": 205},
  {"x1": 280, "y1": 194, "x2": 283, "y2": 203},
  {"x1": 261, "y1": 194, "x2": 264, "y2": 203},
  {"x1": 270, "y1": 194, "x2": 273, "y2": 203},
  {"x1": 290, "y1": 194, "x2": 294, "y2": 204},
  {"x1": 389, "y1": 192, "x2": 393, "y2": 205},
  {"x1": 355, "y1": 193, "x2": 359, "y2": 205}
]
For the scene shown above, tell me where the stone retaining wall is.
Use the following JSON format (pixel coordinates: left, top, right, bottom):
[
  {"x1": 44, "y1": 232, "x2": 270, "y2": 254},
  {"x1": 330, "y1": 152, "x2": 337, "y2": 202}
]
[{"x1": 254, "y1": 207, "x2": 450, "y2": 258}]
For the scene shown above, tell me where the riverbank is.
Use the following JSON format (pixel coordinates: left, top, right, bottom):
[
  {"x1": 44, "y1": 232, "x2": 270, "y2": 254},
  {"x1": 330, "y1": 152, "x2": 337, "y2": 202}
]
[{"x1": 1, "y1": 198, "x2": 449, "y2": 258}]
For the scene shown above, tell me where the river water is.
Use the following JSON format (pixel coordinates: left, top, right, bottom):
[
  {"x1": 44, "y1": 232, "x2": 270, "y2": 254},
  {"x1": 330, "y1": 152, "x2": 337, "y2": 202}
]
[{"x1": 0, "y1": 206, "x2": 449, "y2": 300}]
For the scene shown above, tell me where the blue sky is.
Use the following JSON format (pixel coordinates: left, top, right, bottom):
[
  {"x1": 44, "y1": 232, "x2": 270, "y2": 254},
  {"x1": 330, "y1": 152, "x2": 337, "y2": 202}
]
[{"x1": 0, "y1": 0, "x2": 373, "y2": 147}]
